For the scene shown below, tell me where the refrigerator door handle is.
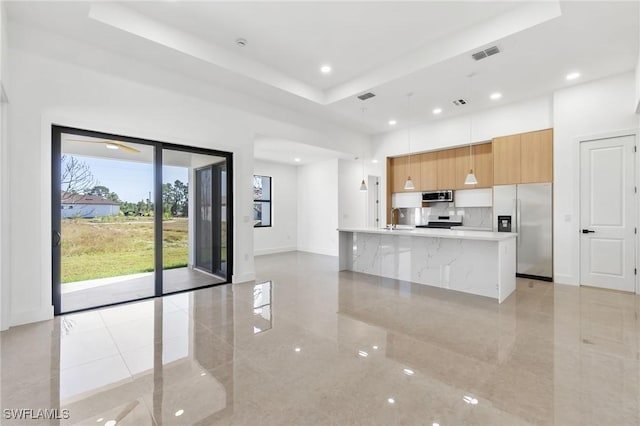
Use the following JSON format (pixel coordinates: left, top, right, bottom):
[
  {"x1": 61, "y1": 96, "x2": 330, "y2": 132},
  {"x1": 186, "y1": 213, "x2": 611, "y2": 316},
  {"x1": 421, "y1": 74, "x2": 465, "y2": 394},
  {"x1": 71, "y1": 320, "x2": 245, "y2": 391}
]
[{"x1": 516, "y1": 198, "x2": 522, "y2": 243}]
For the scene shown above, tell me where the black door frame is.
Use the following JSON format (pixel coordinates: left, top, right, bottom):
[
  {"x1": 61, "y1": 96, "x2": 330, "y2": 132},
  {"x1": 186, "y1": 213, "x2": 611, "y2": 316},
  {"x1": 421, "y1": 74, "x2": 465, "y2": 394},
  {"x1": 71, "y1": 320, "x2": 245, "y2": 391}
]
[{"x1": 51, "y1": 125, "x2": 234, "y2": 315}]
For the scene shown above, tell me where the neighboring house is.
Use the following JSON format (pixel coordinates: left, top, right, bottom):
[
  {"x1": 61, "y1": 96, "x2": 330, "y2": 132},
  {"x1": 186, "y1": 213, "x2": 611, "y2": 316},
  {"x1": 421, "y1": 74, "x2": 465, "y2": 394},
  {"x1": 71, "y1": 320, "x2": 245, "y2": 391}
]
[{"x1": 61, "y1": 192, "x2": 120, "y2": 218}]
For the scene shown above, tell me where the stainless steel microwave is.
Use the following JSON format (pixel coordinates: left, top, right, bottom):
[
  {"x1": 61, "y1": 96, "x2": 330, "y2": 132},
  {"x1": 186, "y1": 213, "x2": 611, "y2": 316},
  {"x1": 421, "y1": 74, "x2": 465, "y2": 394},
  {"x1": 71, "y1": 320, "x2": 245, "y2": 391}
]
[{"x1": 422, "y1": 190, "x2": 453, "y2": 202}]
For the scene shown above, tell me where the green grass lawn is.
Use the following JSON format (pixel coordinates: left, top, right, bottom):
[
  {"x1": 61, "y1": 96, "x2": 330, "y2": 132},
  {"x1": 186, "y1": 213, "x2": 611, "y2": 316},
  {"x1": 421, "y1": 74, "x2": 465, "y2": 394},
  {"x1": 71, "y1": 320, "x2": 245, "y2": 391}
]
[{"x1": 61, "y1": 217, "x2": 226, "y2": 283}]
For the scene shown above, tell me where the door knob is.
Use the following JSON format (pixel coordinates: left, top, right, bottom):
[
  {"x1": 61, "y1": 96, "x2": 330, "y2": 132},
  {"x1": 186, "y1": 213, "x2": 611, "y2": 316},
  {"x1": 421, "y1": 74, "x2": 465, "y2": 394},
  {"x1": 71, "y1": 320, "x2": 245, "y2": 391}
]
[{"x1": 582, "y1": 229, "x2": 595, "y2": 234}]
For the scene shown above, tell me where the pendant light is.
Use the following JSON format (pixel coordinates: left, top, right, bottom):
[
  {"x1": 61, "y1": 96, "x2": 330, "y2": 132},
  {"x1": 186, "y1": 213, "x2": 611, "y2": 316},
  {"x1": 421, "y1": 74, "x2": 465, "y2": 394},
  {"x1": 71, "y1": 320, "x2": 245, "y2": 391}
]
[
  {"x1": 465, "y1": 74, "x2": 478, "y2": 185},
  {"x1": 359, "y1": 107, "x2": 368, "y2": 191},
  {"x1": 404, "y1": 93, "x2": 415, "y2": 190}
]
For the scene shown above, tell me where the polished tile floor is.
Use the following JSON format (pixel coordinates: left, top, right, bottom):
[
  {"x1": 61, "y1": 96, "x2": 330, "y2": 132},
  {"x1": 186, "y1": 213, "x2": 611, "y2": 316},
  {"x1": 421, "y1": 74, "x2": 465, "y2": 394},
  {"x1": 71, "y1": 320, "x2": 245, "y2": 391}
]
[
  {"x1": 2, "y1": 251, "x2": 640, "y2": 425},
  {"x1": 62, "y1": 267, "x2": 226, "y2": 313}
]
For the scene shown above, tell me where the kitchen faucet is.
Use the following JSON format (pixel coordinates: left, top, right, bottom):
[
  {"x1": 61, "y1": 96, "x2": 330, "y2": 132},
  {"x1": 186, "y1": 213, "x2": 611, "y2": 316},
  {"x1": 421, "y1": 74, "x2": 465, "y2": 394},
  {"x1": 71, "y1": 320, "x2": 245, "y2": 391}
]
[{"x1": 389, "y1": 208, "x2": 399, "y2": 230}]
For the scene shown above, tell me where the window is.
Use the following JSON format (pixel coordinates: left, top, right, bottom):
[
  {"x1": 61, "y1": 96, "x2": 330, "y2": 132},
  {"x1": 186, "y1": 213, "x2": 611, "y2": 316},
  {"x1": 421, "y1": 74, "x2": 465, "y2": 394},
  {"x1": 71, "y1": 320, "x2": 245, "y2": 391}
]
[{"x1": 253, "y1": 175, "x2": 272, "y2": 227}]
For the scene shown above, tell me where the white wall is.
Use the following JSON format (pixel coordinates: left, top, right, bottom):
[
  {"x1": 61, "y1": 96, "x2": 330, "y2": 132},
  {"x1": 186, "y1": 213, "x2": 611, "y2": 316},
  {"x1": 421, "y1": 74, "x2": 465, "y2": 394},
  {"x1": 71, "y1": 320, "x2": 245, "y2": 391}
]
[
  {"x1": 338, "y1": 158, "x2": 371, "y2": 229},
  {"x1": 0, "y1": 0, "x2": 8, "y2": 330},
  {"x1": 553, "y1": 71, "x2": 639, "y2": 285},
  {"x1": 297, "y1": 159, "x2": 339, "y2": 256},
  {"x1": 254, "y1": 160, "x2": 297, "y2": 255},
  {"x1": 3, "y1": 53, "x2": 358, "y2": 328}
]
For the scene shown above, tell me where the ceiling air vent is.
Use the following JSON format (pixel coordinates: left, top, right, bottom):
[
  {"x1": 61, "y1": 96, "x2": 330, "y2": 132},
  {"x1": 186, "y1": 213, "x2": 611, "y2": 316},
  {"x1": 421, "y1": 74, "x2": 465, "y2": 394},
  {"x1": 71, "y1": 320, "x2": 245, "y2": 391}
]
[
  {"x1": 357, "y1": 92, "x2": 376, "y2": 101},
  {"x1": 471, "y1": 45, "x2": 500, "y2": 61},
  {"x1": 453, "y1": 99, "x2": 468, "y2": 106}
]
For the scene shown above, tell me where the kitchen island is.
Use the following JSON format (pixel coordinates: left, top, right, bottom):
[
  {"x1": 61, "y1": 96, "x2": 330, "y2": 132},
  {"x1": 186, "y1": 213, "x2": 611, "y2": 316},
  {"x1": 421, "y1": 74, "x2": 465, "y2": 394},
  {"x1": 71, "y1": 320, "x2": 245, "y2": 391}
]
[{"x1": 338, "y1": 227, "x2": 517, "y2": 303}]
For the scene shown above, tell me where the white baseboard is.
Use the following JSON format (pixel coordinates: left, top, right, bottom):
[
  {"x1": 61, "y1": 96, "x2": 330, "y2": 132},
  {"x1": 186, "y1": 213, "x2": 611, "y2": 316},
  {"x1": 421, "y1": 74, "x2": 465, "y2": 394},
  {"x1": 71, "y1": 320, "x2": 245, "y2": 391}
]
[
  {"x1": 297, "y1": 247, "x2": 339, "y2": 257},
  {"x1": 553, "y1": 274, "x2": 578, "y2": 286},
  {"x1": 232, "y1": 272, "x2": 256, "y2": 284},
  {"x1": 254, "y1": 246, "x2": 297, "y2": 256},
  {"x1": 11, "y1": 305, "x2": 54, "y2": 327}
]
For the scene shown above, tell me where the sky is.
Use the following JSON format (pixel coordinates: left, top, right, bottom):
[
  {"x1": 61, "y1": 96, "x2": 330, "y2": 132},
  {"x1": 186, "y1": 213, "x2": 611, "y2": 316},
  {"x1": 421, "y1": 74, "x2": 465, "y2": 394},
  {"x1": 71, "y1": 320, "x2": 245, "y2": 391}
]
[{"x1": 70, "y1": 156, "x2": 188, "y2": 203}]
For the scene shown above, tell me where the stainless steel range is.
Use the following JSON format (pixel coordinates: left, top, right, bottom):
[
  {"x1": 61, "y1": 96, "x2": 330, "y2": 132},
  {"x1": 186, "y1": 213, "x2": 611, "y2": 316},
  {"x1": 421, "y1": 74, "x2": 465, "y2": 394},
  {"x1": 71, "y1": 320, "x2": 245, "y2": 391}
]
[{"x1": 416, "y1": 214, "x2": 463, "y2": 229}]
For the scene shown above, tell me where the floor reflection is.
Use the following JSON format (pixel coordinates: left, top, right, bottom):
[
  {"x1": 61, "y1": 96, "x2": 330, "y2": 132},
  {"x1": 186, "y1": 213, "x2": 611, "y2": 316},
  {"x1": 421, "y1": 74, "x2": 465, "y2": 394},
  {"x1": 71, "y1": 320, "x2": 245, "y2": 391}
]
[{"x1": 2, "y1": 252, "x2": 640, "y2": 425}]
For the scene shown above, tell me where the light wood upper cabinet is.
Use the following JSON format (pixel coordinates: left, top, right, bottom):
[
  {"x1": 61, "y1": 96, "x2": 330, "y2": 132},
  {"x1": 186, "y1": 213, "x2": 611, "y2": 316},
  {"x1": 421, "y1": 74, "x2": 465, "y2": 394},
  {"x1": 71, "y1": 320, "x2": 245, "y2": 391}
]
[
  {"x1": 436, "y1": 149, "x2": 457, "y2": 190},
  {"x1": 520, "y1": 129, "x2": 553, "y2": 183},
  {"x1": 391, "y1": 155, "x2": 421, "y2": 192},
  {"x1": 407, "y1": 154, "x2": 422, "y2": 191},
  {"x1": 473, "y1": 143, "x2": 494, "y2": 188},
  {"x1": 493, "y1": 134, "x2": 522, "y2": 185},
  {"x1": 387, "y1": 128, "x2": 552, "y2": 196},
  {"x1": 391, "y1": 156, "x2": 409, "y2": 193},
  {"x1": 454, "y1": 146, "x2": 471, "y2": 189},
  {"x1": 456, "y1": 143, "x2": 493, "y2": 189},
  {"x1": 419, "y1": 152, "x2": 438, "y2": 191}
]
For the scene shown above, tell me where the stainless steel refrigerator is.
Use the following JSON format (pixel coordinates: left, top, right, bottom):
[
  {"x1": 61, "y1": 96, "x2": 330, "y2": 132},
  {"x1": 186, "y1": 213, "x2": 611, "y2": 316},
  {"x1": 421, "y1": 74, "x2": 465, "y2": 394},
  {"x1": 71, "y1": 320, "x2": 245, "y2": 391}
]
[{"x1": 493, "y1": 183, "x2": 553, "y2": 281}]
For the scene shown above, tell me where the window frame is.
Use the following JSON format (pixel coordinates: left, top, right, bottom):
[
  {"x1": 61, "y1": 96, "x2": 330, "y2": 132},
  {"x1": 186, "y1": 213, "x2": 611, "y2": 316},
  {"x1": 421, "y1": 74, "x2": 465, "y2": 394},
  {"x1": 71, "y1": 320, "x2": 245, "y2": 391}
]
[{"x1": 253, "y1": 175, "x2": 272, "y2": 228}]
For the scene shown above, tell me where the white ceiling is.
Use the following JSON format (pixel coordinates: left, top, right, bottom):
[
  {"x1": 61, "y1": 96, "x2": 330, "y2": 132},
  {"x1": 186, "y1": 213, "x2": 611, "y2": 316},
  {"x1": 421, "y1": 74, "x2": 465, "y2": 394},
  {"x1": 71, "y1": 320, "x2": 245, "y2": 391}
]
[
  {"x1": 8, "y1": 1, "x2": 640, "y2": 164},
  {"x1": 254, "y1": 137, "x2": 352, "y2": 166}
]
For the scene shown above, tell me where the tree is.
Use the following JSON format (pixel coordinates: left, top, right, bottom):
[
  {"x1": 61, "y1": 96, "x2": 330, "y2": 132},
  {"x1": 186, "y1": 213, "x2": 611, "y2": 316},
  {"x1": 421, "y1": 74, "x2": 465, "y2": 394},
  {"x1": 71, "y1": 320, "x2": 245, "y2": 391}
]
[
  {"x1": 87, "y1": 185, "x2": 121, "y2": 203},
  {"x1": 173, "y1": 179, "x2": 188, "y2": 217},
  {"x1": 162, "y1": 179, "x2": 189, "y2": 217},
  {"x1": 61, "y1": 155, "x2": 96, "y2": 202}
]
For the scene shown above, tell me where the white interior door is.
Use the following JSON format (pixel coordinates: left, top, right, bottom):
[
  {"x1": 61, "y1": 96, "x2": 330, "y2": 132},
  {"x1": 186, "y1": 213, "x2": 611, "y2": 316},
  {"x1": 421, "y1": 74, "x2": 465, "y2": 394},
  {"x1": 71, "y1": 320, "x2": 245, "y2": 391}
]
[{"x1": 580, "y1": 135, "x2": 636, "y2": 292}]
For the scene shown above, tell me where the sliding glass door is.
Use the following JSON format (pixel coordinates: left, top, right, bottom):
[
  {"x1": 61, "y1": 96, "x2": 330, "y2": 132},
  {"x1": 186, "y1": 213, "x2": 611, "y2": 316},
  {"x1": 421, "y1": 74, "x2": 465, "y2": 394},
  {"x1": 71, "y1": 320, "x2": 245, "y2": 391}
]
[
  {"x1": 161, "y1": 149, "x2": 228, "y2": 295},
  {"x1": 52, "y1": 126, "x2": 233, "y2": 314}
]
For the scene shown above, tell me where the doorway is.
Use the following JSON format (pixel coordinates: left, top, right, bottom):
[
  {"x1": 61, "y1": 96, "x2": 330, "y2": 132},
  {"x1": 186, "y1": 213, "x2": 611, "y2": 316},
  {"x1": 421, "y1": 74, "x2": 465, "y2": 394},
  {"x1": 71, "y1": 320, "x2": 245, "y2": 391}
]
[
  {"x1": 580, "y1": 134, "x2": 636, "y2": 292},
  {"x1": 52, "y1": 126, "x2": 233, "y2": 314}
]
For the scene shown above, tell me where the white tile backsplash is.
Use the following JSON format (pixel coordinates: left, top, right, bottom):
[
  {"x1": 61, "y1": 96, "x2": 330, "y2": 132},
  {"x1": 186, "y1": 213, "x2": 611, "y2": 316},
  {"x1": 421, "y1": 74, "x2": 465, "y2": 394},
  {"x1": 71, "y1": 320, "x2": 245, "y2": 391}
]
[{"x1": 428, "y1": 204, "x2": 492, "y2": 228}]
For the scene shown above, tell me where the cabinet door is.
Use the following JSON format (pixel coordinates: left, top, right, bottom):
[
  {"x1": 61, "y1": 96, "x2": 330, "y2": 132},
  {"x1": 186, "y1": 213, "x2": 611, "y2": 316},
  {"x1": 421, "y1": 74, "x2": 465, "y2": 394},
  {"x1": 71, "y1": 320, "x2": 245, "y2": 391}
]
[
  {"x1": 436, "y1": 149, "x2": 457, "y2": 189},
  {"x1": 454, "y1": 146, "x2": 472, "y2": 189},
  {"x1": 419, "y1": 152, "x2": 438, "y2": 191},
  {"x1": 455, "y1": 144, "x2": 493, "y2": 189},
  {"x1": 473, "y1": 143, "x2": 494, "y2": 188},
  {"x1": 521, "y1": 129, "x2": 553, "y2": 183},
  {"x1": 493, "y1": 134, "x2": 521, "y2": 185},
  {"x1": 407, "y1": 154, "x2": 422, "y2": 191},
  {"x1": 391, "y1": 156, "x2": 408, "y2": 193}
]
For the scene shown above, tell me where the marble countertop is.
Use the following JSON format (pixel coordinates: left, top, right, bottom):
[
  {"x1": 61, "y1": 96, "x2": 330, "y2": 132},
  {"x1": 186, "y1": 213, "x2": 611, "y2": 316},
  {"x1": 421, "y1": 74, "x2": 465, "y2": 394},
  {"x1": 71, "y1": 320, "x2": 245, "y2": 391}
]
[{"x1": 337, "y1": 227, "x2": 517, "y2": 241}]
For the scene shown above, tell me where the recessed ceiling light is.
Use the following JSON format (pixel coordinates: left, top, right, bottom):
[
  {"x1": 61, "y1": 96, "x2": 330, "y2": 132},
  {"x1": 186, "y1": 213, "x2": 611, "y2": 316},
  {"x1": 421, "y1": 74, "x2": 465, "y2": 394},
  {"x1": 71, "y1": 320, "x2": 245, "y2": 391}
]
[
  {"x1": 174, "y1": 410, "x2": 184, "y2": 417},
  {"x1": 294, "y1": 158, "x2": 301, "y2": 162},
  {"x1": 371, "y1": 159, "x2": 379, "y2": 164},
  {"x1": 387, "y1": 398, "x2": 395, "y2": 404},
  {"x1": 388, "y1": 120, "x2": 397, "y2": 126},
  {"x1": 432, "y1": 108, "x2": 442, "y2": 115},
  {"x1": 489, "y1": 92, "x2": 502, "y2": 100},
  {"x1": 235, "y1": 38, "x2": 247, "y2": 47},
  {"x1": 294, "y1": 347, "x2": 301, "y2": 352},
  {"x1": 403, "y1": 368, "x2": 415, "y2": 376},
  {"x1": 566, "y1": 72, "x2": 581, "y2": 81},
  {"x1": 358, "y1": 350, "x2": 369, "y2": 357},
  {"x1": 320, "y1": 65, "x2": 332, "y2": 74}
]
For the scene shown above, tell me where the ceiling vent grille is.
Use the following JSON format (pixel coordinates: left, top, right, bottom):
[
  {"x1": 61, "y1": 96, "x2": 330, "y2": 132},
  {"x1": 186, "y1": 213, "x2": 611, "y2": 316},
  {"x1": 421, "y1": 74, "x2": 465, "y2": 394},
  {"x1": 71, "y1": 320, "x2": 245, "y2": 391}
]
[
  {"x1": 471, "y1": 45, "x2": 500, "y2": 61},
  {"x1": 357, "y1": 92, "x2": 376, "y2": 101},
  {"x1": 453, "y1": 99, "x2": 468, "y2": 106}
]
